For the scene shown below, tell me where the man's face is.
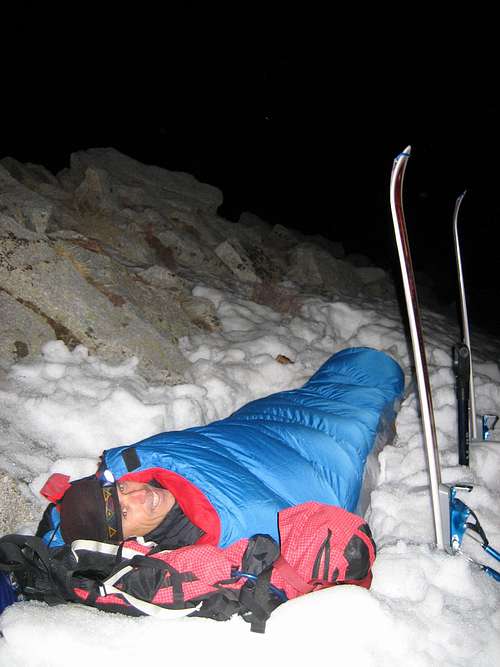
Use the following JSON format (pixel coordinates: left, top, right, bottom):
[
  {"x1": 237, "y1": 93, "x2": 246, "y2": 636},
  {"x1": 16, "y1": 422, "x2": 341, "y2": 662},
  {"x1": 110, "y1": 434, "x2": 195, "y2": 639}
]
[{"x1": 116, "y1": 481, "x2": 174, "y2": 539}]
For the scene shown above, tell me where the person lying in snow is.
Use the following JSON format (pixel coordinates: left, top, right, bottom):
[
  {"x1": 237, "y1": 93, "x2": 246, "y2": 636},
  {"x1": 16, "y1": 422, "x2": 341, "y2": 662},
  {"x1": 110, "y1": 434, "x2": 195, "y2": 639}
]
[{"x1": 36, "y1": 347, "x2": 404, "y2": 552}]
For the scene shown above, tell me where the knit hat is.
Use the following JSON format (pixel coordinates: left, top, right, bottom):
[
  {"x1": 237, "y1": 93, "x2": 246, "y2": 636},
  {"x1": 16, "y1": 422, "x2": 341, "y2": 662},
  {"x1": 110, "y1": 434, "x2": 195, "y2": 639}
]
[{"x1": 59, "y1": 476, "x2": 123, "y2": 544}]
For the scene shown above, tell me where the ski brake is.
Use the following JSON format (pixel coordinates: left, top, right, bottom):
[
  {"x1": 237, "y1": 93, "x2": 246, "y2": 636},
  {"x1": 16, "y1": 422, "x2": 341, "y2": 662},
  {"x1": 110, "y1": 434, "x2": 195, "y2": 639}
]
[{"x1": 439, "y1": 483, "x2": 500, "y2": 582}]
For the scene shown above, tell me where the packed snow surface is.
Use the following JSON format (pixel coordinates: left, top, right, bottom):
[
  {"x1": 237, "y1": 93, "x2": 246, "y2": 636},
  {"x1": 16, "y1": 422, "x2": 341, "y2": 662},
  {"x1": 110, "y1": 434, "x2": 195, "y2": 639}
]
[{"x1": 1, "y1": 285, "x2": 499, "y2": 666}]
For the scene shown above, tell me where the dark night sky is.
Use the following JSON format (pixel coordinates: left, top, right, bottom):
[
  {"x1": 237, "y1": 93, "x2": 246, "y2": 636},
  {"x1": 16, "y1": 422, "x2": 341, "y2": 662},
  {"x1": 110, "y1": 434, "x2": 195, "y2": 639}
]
[{"x1": 3, "y1": 35, "x2": 500, "y2": 336}]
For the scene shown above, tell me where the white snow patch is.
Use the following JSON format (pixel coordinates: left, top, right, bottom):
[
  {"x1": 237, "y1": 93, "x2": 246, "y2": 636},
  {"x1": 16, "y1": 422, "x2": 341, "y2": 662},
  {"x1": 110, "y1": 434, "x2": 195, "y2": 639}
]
[{"x1": 0, "y1": 288, "x2": 499, "y2": 666}]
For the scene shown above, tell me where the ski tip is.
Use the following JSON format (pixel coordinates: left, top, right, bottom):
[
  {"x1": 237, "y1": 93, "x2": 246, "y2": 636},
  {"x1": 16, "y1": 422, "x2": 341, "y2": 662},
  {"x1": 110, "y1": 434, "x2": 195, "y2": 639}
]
[
  {"x1": 395, "y1": 145, "x2": 411, "y2": 160},
  {"x1": 455, "y1": 190, "x2": 467, "y2": 211}
]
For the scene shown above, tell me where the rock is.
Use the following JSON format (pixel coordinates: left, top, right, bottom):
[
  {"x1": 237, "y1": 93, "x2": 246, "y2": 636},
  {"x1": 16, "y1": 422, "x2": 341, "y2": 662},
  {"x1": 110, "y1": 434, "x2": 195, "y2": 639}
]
[
  {"x1": 245, "y1": 244, "x2": 288, "y2": 282},
  {"x1": 179, "y1": 295, "x2": 221, "y2": 332},
  {"x1": 0, "y1": 237, "x2": 190, "y2": 381},
  {"x1": 74, "y1": 167, "x2": 121, "y2": 213},
  {"x1": 287, "y1": 244, "x2": 323, "y2": 286},
  {"x1": 251, "y1": 282, "x2": 302, "y2": 315},
  {"x1": 215, "y1": 238, "x2": 262, "y2": 284},
  {"x1": 0, "y1": 164, "x2": 54, "y2": 234},
  {"x1": 228, "y1": 221, "x2": 265, "y2": 246},
  {"x1": 59, "y1": 147, "x2": 223, "y2": 215},
  {"x1": 60, "y1": 211, "x2": 155, "y2": 268},
  {"x1": 0, "y1": 148, "x2": 396, "y2": 380},
  {"x1": 287, "y1": 243, "x2": 362, "y2": 295},
  {"x1": 1, "y1": 156, "x2": 61, "y2": 190},
  {"x1": 0, "y1": 213, "x2": 45, "y2": 241},
  {"x1": 0, "y1": 471, "x2": 37, "y2": 534},
  {"x1": 355, "y1": 266, "x2": 397, "y2": 300},
  {"x1": 179, "y1": 212, "x2": 229, "y2": 247},
  {"x1": 234, "y1": 214, "x2": 299, "y2": 253},
  {"x1": 355, "y1": 266, "x2": 388, "y2": 284},
  {"x1": 268, "y1": 223, "x2": 303, "y2": 246},
  {"x1": 137, "y1": 265, "x2": 190, "y2": 291},
  {"x1": 154, "y1": 228, "x2": 206, "y2": 268},
  {"x1": 0, "y1": 289, "x2": 56, "y2": 368},
  {"x1": 0, "y1": 158, "x2": 79, "y2": 230}
]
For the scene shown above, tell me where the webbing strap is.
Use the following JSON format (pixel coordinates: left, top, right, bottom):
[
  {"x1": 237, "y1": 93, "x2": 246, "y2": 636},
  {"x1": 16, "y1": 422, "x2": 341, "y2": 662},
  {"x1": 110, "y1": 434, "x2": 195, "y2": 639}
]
[
  {"x1": 101, "y1": 556, "x2": 196, "y2": 613},
  {"x1": 70, "y1": 539, "x2": 153, "y2": 562},
  {"x1": 273, "y1": 556, "x2": 315, "y2": 594},
  {"x1": 101, "y1": 565, "x2": 134, "y2": 588},
  {"x1": 122, "y1": 447, "x2": 141, "y2": 472},
  {"x1": 100, "y1": 580, "x2": 201, "y2": 618},
  {"x1": 311, "y1": 529, "x2": 332, "y2": 580}
]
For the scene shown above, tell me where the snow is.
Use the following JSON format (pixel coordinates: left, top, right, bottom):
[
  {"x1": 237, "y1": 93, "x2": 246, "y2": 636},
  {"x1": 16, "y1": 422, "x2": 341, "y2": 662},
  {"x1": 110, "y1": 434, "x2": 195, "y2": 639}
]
[{"x1": 1, "y1": 286, "x2": 499, "y2": 666}]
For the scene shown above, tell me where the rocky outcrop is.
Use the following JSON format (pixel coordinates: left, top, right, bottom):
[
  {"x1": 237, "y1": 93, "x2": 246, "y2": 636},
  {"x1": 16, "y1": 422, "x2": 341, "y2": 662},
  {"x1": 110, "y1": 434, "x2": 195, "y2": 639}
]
[
  {"x1": 0, "y1": 164, "x2": 56, "y2": 234},
  {"x1": 287, "y1": 243, "x2": 367, "y2": 297},
  {"x1": 0, "y1": 147, "x2": 396, "y2": 379},
  {"x1": 0, "y1": 471, "x2": 37, "y2": 534}
]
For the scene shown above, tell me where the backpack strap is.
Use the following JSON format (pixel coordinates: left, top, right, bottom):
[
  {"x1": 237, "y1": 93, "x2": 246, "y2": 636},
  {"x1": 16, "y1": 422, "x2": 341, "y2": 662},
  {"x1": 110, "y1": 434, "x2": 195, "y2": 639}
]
[
  {"x1": 238, "y1": 565, "x2": 285, "y2": 633},
  {"x1": 70, "y1": 539, "x2": 153, "y2": 562},
  {"x1": 232, "y1": 535, "x2": 291, "y2": 633},
  {"x1": 273, "y1": 555, "x2": 315, "y2": 595},
  {"x1": 99, "y1": 558, "x2": 202, "y2": 618},
  {"x1": 98, "y1": 584, "x2": 202, "y2": 619},
  {"x1": 235, "y1": 553, "x2": 315, "y2": 633}
]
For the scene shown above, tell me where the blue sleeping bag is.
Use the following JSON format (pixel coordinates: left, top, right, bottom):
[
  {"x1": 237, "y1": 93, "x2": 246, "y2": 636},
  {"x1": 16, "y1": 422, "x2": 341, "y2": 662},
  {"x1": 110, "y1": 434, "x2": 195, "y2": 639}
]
[{"x1": 103, "y1": 347, "x2": 404, "y2": 547}]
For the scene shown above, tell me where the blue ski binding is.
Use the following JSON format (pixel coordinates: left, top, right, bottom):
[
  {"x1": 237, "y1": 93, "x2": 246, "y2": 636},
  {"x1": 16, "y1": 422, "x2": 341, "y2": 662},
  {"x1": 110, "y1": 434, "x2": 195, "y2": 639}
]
[{"x1": 439, "y1": 483, "x2": 500, "y2": 582}]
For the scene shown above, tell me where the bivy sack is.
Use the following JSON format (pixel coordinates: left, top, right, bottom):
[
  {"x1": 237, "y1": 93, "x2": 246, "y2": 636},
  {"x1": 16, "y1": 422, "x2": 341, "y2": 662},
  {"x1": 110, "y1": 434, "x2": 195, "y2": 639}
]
[
  {"x1": 98, "y1": 347, "x2": 404, "y2": 548},
  {"x1": 0, "y1": 502, "x2": 376, "y2": 632},
  {"x1": 36, "y1": 347, "x2": 404, "y2": 551}
]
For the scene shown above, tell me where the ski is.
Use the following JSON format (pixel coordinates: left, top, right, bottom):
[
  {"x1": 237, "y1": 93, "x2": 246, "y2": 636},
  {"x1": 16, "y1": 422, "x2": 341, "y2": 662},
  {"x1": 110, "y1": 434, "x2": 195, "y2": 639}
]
[
  {"x1": 452, "y1": 192, "x2": 478, "y2": 441},
  {"x1": 389, "y1": 146, "x2": 446, "y2": 550},
  {"x1": 453, "y1": 343, "x2": 471, "y2": 465},
  {"x1": 390, "y1": 147, "x2": 500, "y2": 574}
]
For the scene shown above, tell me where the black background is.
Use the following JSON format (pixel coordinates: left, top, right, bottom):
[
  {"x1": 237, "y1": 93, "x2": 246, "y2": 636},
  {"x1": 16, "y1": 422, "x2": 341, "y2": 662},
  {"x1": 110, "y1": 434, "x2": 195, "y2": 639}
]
[{"x1": 3, "y1": 22, "x2": 499, "y2": 336}]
